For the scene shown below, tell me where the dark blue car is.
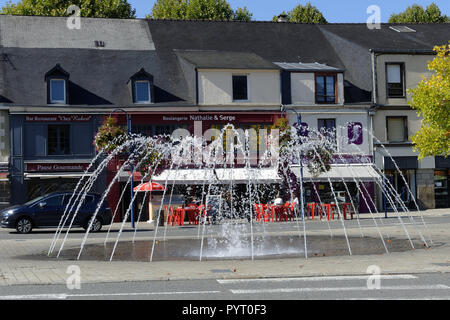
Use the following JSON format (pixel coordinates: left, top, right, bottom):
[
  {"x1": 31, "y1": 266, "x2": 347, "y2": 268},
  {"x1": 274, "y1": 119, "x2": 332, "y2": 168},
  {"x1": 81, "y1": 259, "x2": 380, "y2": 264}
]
[{"x1": 0, "y1": 192, "x2": 113, "y2": 234}]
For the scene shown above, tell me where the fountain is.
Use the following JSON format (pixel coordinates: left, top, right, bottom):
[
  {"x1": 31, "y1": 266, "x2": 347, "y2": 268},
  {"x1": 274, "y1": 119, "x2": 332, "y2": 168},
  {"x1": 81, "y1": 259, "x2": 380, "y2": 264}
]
[{"x1": 45, "y1": 122, "x2": 432, "y2": 262}]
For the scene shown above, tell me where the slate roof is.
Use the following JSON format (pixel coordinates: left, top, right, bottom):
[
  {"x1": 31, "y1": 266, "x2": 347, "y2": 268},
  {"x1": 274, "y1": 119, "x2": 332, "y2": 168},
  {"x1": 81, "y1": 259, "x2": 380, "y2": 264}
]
[
  {"x1": 0, "y1": 16, "x2": 448, "y2": 107},
  {"x1": 176, "y1": 50, "x2": 278, "y2": 70}
]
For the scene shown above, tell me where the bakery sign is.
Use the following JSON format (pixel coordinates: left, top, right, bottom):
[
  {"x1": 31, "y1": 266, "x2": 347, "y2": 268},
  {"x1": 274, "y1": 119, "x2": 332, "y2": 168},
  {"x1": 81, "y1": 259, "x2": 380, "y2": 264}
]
[
  {"x1": 26, "y1": 163, "x2": 91, "y2": 172},
  {"x1": 25, "y1": 115, "x2": 92, "y2": 122}
]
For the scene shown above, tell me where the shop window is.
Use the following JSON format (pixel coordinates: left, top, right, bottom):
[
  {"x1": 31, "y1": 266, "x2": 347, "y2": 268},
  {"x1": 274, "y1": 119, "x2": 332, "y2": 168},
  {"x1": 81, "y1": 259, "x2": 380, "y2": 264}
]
[
  {"x1": 387, "y1": 116, "x2": 408, "y2": 142},
  {"x1": 48, "y1": 125, "x2": 70, "y2": 155},
  {"x1": 386, "y1": 63, "x2": 405, "y2": 97},
  {"x1": 232, "y1": 75, "x2": 248, "y2": 101},
  {"x1": 318, "y1": 118, "x2": 336, "y2": 143},
  {"x1": 434, "y1": 170, "x2": 449, "y2": 208},
  {"x1": 315, "y1": 74, "x2": 336, "y2": 104}
]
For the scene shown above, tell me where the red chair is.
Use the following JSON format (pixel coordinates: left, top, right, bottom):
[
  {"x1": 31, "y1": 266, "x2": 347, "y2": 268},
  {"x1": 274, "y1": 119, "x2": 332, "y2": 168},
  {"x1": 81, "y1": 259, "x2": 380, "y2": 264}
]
[
  {"x1": 321, "y1": 204, "x2": 335, "y2": 221},
  {"x1": 262, "y1": 204, "x2": 272, "y2": 222},
  {"x1": 306, "y1": 203, "x2": 317, "y2": 220},
  {"x1": 254, "y1": 204, "x2": 261, "y2": 222},
  {"x1": 342, "y1": 203, "x2": 352, "y2": 220},
  {"x1": 185, "y1": 204, "x2": 197, "y2": 224},
  {"x1": 165, "y1": 205, "x2": 175, "y2": 226}
]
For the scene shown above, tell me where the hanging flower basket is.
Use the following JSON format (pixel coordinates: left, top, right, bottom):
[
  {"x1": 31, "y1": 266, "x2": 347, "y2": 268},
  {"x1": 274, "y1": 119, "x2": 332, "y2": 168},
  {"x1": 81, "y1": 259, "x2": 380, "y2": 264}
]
[{"x1": 94, "y1": 116, "x2": 127, "y2": 153}]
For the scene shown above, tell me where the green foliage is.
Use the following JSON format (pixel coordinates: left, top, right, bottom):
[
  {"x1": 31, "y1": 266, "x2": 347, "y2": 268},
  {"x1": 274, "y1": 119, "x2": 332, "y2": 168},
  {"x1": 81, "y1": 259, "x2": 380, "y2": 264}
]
[
  {"x1": 1, "y1": 0, "x2": 136, "y2": 18},
  {"x1": 94, "y1": 116, "x2": 127, "y2": 153},
  {"x1": 270, "y1": 118, "x2": 292, "y2": 153},
  {"x1": 272, "y1": 2, "x2": 327, "y2": 23},
  {"x1": 409, "y1": 42, "x2": 450, "y2": 159},
  {"x1": 233, "y1": 6, "x2": 252, "y2": 22},
  {"x1": 147, "y1": 0, "x2": 252, "y2": 21},
  {"x1": 388, "y1": 3, "x2": 449, "y2": 23}
]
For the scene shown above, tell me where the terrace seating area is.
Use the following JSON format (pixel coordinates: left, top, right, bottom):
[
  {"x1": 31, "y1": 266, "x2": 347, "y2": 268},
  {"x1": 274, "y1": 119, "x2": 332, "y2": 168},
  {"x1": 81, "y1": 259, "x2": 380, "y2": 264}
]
[{"x1": 254, "y1": 202, "x2": 354, "y2": 222}]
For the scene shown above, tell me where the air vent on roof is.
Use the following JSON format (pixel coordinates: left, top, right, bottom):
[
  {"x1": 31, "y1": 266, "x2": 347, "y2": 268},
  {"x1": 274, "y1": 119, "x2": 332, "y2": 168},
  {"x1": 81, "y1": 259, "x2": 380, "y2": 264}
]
[
  {"x1": 94, "y1": 40, "x2": 105, "y2": 48},
  {"x1": 389, "y1": 26, "x2": 416, "y2": 33}
]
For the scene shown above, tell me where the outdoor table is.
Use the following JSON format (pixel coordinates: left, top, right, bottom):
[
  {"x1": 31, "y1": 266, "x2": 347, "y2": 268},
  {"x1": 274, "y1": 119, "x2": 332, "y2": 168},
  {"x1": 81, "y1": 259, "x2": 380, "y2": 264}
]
[{"x1": 184, "y1": 206, "x2": 197, "y2": 224}]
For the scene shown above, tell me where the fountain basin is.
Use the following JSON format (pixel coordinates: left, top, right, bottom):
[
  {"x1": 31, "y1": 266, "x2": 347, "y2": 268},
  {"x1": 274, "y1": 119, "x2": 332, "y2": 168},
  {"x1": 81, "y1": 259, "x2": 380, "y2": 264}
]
[{"x1": 54, "y1": 235, "x2": 426, "y2": 262}]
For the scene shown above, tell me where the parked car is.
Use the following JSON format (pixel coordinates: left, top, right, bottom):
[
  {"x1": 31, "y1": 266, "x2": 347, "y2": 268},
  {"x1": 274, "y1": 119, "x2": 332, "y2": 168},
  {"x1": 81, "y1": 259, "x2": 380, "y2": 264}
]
[{"x1": 0, "y1": 192, "x2": 112, "y2": 234}]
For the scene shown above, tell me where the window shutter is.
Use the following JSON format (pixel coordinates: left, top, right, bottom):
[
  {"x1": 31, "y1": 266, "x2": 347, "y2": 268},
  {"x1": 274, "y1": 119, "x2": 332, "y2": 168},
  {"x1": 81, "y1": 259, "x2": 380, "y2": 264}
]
[{"x1": 387, "y1": 117, "x2": 405, "y2": 142}]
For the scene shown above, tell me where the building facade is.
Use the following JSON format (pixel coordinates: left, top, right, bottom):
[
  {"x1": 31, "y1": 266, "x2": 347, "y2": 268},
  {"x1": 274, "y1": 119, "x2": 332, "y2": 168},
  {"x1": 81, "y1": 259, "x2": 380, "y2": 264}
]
[{"x1": 0, "y1": 16, "x2": 448, "y2": 218}]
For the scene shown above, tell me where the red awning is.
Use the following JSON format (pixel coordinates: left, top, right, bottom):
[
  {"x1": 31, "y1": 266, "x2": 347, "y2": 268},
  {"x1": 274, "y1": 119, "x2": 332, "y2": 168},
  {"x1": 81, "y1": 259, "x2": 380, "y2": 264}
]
[{"x1": 133, "y1": 182, "x2": 165, "y2": 192}]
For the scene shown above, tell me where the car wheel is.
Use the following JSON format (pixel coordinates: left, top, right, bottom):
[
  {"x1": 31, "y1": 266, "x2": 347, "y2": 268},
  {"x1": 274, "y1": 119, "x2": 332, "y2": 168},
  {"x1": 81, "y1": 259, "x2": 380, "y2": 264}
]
[
  {"x1": 84, "y1": 217, "x2": 102, "y2": 233},
  {"x1": 16, "y1": 217, "x2": 33, "y2": 234}
]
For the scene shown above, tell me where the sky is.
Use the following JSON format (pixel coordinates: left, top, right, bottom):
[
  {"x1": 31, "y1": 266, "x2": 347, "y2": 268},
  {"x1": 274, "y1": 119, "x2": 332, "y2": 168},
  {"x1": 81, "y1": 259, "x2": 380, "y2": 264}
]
[{"x1": 1, "y1": 0, "x2": 449, "y2": 22}]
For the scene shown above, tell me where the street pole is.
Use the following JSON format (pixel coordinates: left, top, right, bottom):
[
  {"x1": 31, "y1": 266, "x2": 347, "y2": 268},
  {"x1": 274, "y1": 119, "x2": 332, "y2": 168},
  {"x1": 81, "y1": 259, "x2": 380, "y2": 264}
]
[
  {"x1": 110, "y1": 109, "x2": 134, "y2": 229},
  {"x1": 281, "y1": 107, "x2": 305, "y2": 222}
]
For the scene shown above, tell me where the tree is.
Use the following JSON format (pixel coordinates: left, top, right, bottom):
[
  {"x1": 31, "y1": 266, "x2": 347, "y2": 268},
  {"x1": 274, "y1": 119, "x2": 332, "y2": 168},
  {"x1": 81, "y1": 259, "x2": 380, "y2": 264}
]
[
  {"x1": 388, "y1": 3, "x2": 449, "y2": 23},
  {"x1": 1, "y1": 0, "x2": 136, "y2": 18},
  {"x1": 409, "y1": 42, "x2": 450, "y2": 159},
  {"x1": 147, "y1": 0, "x2": 252, "y2": 21},
  {"x1": 272, "y1": 2, "x2": 327, "y2": 23}
]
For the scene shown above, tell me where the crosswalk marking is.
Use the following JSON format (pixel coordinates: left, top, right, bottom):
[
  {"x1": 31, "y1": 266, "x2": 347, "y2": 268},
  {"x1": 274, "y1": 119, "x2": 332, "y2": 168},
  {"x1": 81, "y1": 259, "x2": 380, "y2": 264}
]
[
  {"x1": 230, "y1": 284, "x2": 450, "y2": 294},
  {"x1": 217, "y1": 274, "x2": 417, "y2": 284},
  {"x1": 0, "y1": 290, "x2": 222, "y2": 300}
]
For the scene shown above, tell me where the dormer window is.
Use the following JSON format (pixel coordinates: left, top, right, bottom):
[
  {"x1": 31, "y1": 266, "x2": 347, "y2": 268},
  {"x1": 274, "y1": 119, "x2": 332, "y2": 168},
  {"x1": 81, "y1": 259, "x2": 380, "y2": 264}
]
[
  {"x1": 129, "y1": 68, "x2": 154, "y2": 104},
  {"x1": 45, "y1": 64, "x2": 69, "y2": 105},
  {"x1": 49, "y1": 79, "x2": 66, "y2": 104},
  {"x1": 315, "y1": 74, "x2": 336, "y2": 104},
  {"x1": 135, "y1": 80, "x2": 151, "y2": 104}
]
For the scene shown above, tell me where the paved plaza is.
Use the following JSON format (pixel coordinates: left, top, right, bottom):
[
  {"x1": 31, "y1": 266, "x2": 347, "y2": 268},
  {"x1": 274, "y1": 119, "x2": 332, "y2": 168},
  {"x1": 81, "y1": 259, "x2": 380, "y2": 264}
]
[{"x1": 0, "y1": 209, "x2": 449, "y2": 287}]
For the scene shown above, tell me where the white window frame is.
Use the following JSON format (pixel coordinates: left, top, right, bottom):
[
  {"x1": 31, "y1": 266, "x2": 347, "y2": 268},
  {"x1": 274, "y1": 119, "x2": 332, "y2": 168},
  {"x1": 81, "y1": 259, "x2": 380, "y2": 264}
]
[
  {"x1": 232, "y1": 74, "x2": 250, "y2": 102},
  {"x1": 135, "y1": 80, "x2": 151, "y2": 104},
  {"x1": 49, "y1": 79, "x2": 66, "y2": 104}
]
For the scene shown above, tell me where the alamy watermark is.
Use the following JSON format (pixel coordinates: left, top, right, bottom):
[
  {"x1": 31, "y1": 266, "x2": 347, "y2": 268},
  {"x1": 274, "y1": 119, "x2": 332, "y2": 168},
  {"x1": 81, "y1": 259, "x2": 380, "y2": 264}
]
[
  {"x1": 66, "y1": 265, "x2": 81, "y2": 290},
  {"x1": 67, "y1": 5, "x2": 81, "y2": 30},
  {"x1": 367, "y1": 5, "x2": 381, "y2": 30},
  {"x1": 366, "y1": 265, "x2": 381, "y2": 289}
]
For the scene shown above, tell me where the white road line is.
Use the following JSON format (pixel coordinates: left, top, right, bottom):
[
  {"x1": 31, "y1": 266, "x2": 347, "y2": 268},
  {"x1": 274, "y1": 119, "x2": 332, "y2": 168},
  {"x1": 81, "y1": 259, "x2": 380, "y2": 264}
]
[
  {"x1": 230, "y1": 285, "x2": 450, "y2": 294},
  {"x1": 0, "y1": 290, "x2": 222, "y2": 300},
  {"x1": 218, "y1": 275, "x2": 417, "y2": 284}
]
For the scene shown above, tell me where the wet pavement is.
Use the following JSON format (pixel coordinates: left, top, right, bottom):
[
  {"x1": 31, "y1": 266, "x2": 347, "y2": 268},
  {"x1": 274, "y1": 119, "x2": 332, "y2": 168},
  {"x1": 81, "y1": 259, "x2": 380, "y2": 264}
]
[{"x1": 52, "y1": 234, "x2": 427, "y2": 262}]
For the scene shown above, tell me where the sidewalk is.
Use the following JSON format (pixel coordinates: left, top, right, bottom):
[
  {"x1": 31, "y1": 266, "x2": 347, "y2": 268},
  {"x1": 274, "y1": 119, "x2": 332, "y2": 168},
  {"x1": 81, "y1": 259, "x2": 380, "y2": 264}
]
[{"x1": 0, "y1": 209, "x2": 449, "y2": 287}]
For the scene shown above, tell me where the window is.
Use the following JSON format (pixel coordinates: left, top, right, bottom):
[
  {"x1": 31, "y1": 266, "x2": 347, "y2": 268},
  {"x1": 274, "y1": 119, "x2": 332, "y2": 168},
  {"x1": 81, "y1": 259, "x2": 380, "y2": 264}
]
[
  {"x1": 232, "y1": 75, "x2": 248, "y2": 101},
  {"x1": 135, "y1": 80, "x2": 151, "y2": 104},
  {"x1": 316, "y1": 75, "x2": 336, "y2": 103},
  {"x1": 49, "y1": 79, "x2": 66, "y2": 104},
  {"x1": 43, "y1": 195, "x2": 64, "y2": 207},
  {"x1": 129, "y1": 68, "x2": 153, "y2": 104},
  {"x1": 386, "y1": 63, "x2": 405, "y2": 97},
  {"x1": 387, "y1": 116, "x2": 408, "y2": 142},
  {"x1": 318, "y1": 118, "x2": 336, "y2": 143},
  {"x1": 48, "y1": 125, "x2": 70, "y2": 155}
]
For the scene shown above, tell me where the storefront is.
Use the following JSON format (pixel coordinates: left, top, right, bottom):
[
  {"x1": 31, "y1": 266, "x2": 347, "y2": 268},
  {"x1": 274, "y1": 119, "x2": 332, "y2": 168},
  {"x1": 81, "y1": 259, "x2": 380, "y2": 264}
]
[
  {"x1": 434, "y1": 156, "x2": 450, "y2": 208},
  {"x1": 24, "y1": 162, "x2": 93, "y2": 200},
  {"x1": 9, "y1": 114, "x2": 101, "y2": 204},
  {"x1": 384, "y1": 156, "x2": 418, "y2": 210},
  {"x1": 107, "y1": 111, "x2": 281, "y2": 222}
]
